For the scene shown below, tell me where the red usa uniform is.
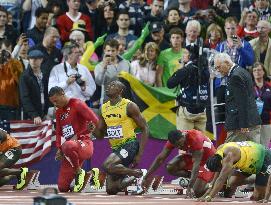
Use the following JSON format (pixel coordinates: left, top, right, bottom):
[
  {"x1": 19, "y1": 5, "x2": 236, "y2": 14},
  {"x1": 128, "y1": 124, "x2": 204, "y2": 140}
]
[
  {"x1": 165, "y1": 129, "x2": 216, "y2": 182},
  {"x1": 55, "y1": 98, "x2": 99, "y2": 192}
]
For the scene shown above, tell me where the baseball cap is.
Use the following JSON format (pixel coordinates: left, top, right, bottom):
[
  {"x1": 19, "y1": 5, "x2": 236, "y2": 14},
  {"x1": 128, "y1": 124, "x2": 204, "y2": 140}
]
[
  {"x1": 150, "y1": 22, "x2": 163, "y2": 33},
  {"x1": 28, "y1": 49, "x2": 44, "y2": 59}
]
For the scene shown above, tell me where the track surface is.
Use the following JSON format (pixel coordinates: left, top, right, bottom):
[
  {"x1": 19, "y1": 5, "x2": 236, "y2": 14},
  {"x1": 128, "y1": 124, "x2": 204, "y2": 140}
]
[{"x1": 0, "y1": 186, "x2": 258, "y2": 205}]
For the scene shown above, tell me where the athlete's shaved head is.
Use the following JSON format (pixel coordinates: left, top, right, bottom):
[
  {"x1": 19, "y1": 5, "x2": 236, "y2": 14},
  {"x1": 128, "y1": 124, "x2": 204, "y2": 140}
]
[
  {"x1": 206, "y1": 154, "x2": 222, "y2": 172},
  {"x1": 168, "y1": 130, "x2": 186, "y2": 144},
  {"x1": 49, "y1": 86, "x2": 68, "y2": 108}
]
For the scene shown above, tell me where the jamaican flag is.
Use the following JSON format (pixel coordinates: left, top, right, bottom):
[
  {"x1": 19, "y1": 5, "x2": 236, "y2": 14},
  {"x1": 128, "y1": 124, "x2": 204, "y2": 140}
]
[{"x1": 119, "y1": 71, "x2": 177, "y2": 140}]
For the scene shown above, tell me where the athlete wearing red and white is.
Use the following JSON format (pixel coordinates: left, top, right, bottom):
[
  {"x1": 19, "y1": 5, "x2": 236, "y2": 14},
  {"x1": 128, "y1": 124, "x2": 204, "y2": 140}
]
[
  {"x1": 165, "y1": 130, "x2": 215, "y2": 183},
  {"x1": 143, "y1": 129, "x2": 216, "y2": 197},
  {"x1": 54, "y1": 98, "x2": 99, "y2": 192}
]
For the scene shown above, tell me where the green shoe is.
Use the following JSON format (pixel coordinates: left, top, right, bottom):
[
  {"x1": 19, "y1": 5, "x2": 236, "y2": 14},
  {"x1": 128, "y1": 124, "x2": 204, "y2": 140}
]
[
  {"x1": 16, "y1": 168, "x2": 28, "y2": 190},
  {"x1": 74, "y1": 169, "x2": 86, "y2": 192},
  {"x1": 91, "y1": 168, "x2": 100, "y2": 189}
]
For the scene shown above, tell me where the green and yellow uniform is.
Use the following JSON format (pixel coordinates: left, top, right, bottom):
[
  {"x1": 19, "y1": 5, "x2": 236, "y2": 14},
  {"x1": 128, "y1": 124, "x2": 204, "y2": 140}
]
[
  {"x1": 102, "y1": 98, "x2": 137, "y2": 150},
  {"x1": 216, "y1": 141, "x2": 266, "y2": 174}
]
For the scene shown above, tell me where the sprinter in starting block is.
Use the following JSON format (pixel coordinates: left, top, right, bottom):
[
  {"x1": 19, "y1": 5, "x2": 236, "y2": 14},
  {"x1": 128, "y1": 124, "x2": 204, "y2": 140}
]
[
  {"x1": 142, "y1": 129, "x2": 216, "y2": 198},
  {"x1": 0, "y1": 128, "x2": 32, "y2": 190}
]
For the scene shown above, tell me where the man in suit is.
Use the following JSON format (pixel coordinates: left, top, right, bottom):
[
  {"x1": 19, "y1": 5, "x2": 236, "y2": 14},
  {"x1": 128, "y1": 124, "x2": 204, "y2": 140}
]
[{"x1": 214, "y1": 53, "x2": 261, "y2": 143}]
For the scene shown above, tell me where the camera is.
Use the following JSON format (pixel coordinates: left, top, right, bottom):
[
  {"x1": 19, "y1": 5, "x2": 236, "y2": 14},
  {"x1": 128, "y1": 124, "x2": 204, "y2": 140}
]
[
  {"x1": 74, "y1": 73, "x2": 85, "y2": 87},
  {"x1": 231, "y1": 35, "x2": 238, "y2": 40}
]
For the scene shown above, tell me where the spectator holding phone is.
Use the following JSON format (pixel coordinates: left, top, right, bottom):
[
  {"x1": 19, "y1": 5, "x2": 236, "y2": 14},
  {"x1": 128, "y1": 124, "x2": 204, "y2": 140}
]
[
  {"x1": 216, "y1": 17, "x2": 254, "y2": 69},
  {"x1": 94, "y1": 39, "x2": 131, "y2": 104},
  {"x1": 12, "y1": 33, "x2": 30, "y2": 70}
]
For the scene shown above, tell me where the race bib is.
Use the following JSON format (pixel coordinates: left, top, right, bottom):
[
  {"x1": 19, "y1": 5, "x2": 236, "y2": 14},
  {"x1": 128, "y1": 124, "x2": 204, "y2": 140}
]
[
  {"x1": 107, "y1": 126, "x2": 123, "y2": 139},
  {"x1": 62, "y1": 125, "x2": 75, "y2": 140}
]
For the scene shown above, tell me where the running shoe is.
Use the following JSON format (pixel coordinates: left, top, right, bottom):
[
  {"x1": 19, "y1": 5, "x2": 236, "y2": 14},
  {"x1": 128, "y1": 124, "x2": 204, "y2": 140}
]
[
  {"x1": 16, "y1": 168, "x2": 29, "y2": 190},
  {"x1": 91, "y1": 168, "x2": 100, "y2": 189},
  {"x1": 179, "y1": 177, "x2": 190, "y2": 188},
  {"x1": 73, "y1": 169, "x2": 86, "y2": 192}
]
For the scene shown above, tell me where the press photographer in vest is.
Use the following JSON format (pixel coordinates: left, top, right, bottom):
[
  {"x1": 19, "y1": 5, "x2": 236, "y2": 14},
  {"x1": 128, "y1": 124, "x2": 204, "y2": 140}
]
[{"x1": 167, "y1": 45, "x2": 209, "y2": 131}]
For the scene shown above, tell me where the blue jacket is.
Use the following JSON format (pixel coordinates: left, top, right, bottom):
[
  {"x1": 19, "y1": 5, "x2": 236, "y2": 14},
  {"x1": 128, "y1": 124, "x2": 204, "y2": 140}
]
[{"x1": 216, "y1": 39, "x2": 255, "y2": 68}]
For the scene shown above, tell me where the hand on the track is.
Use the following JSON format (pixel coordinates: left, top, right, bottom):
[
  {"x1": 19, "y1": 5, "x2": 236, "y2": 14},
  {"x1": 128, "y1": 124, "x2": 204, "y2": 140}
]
[
  {"x1": 186, "y1": 187, "x2": 195, "y2": 198},
  {"x1": 55, "y1": 149, "x2": 64, "y2": 161},
  {"x1": 257, "y1": 199, "x2": 269, "y2": 203},
  {"x1": 197, "y1": 195, "x2": 212, "y2": 202}
]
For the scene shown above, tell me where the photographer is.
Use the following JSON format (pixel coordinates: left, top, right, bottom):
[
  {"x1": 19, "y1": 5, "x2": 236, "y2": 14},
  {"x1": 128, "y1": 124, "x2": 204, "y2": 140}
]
[
  {"x1": 167, "y1": 48, "x2": 209, "y2": 131},
  {"x1": 48, "y1": 42, "x2": 96, "y2": 102}
]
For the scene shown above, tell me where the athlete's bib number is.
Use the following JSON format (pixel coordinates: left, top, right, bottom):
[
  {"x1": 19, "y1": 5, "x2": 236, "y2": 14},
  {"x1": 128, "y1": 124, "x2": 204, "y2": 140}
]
[
  {"x1": 107, "y1": 126, "x2": 123, "y2": 139},
  {"x1": 62, "y1": 125, "x2": 75, "y2": 140},
  {"x1": 236, "y1": 142, "x2": 251, "y2": 147}
]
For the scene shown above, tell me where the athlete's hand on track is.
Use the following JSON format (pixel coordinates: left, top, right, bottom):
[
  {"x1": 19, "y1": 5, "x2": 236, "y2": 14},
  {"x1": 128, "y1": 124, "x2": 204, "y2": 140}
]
[
  {"x1": 186, "y1": 187, "x2": 195, "y2": 198},
  {"x1": 257, "y1": 199, "x2": 269, "y2": 203}
]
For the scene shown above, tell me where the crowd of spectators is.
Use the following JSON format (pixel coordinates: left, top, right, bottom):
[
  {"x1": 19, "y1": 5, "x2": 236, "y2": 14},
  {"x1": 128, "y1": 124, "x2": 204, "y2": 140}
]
[{"x1": 0, "y1": 0, "x2": 271, "y2": 146}]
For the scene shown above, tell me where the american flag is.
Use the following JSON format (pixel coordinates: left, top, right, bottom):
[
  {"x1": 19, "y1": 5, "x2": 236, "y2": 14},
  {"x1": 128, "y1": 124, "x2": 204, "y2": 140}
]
[{"x1": 0, "y1": 120, "x2": 55, "y2": 166}]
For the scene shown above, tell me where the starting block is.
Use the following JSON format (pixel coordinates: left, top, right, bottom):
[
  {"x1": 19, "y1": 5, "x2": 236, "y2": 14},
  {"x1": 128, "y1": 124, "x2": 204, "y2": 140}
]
[
  {"x1": 27, "y1": 170, "x2": 41, "y2": 190},
  {"x1": 126, "y1": 175, "x2": 183, "y2": 195}
]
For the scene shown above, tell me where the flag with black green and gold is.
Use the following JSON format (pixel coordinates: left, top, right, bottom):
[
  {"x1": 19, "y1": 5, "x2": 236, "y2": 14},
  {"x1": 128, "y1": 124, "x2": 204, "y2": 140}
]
[{"x1": 118, "y1": 71, "x2": 177, "y2": 140}]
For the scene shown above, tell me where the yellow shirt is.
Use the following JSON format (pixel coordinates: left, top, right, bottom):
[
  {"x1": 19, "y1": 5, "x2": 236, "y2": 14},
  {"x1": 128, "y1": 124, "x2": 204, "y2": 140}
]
[
  {"x1": 216, "y1": 141, "x2": 266, "y2": 174},
  {"x1": 102, "y1": 98, "x2": 137, "y2": 149}
]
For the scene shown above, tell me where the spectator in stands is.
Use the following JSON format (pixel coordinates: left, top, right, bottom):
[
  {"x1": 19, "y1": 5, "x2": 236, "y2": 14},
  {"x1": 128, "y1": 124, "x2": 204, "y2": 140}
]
[
  {"x1": 0, "y1": 40, "x2": 23, "y2": 120},
  {"x1": 119, "y1": 0, "x2": 150, "y2": 36},
  {"x1": 12, "y1": 33, "x2": 29, "y2": 70},
  {"x1": 216, "y1": 17, "x2": 255, "y2": 69},
  {"x1": 144, "y1": 0, "x2": 164, "y2": 24},
  {"x1": 167, "y1": 0, "x2": 196, "y2": 25},
  {"x1": 238, "y1": 9, "x2": 259, "y2": 41},
  {"x1": 19, "y1": 50, "x2": 49, "y2": 124},
  {"x1": 250, "y1": 20, "x2": 271, "y2": 77},
  {"x1": 204, "y1": 23, "x2": 223, "y2": 49},
  {"x1": 252, "y1": 62, "x2": 271, "y2": 146},
  {"x1": 56, "y1": 0, "x2": 94, "y2": 43},
  {"x1": 131, "y1": 42, "x2": 159, "y2": 86},
  {"x1": 94, "y1": 39, "x2": 131, "y2": 103},
  {"x1": 0, "y1": 7, "x2": 18, "y2": 47},
  {"x1": 250, "y1": 0, "x2": 271, "y2": 21},
  {"x1": 184, "y1": 20, "x2": 205, "y2": 63},
  {"x1": 31, "y1": 26, "x2": 62, "y2": 82},
  {"x1": 22, "y1": 0, "x2": 48, "y2": 30},
  {"x1": 106, "y1": 9, "x2": 137, "y2": 49},
  {"x1": 46, "y1": 0, "x2": 63, "y2": 27},
  {"x1": 95, "y1": 1, "x2": 118, "y2": 40},
  {"x1": 80, "y1": 0, "x2": 99, "y2": 40},
  {"x1": 164, "y1": 7, "x2": 184, "y2": 37},
  {"x1": 0, "y1": 0, "x2": 22, "y2": 31},
  {"x1": 26, "y1": 7, "x2": 49, "y2": 47},
  {"x1": 145, "y1": 21, "x2": 170, "y2": 50},
  {"x1": 49, "y1": 42, "x2": 96, "y2": 102},
  {"x1": 156, "y1": 27, "x2": 185, "y2": 87}
]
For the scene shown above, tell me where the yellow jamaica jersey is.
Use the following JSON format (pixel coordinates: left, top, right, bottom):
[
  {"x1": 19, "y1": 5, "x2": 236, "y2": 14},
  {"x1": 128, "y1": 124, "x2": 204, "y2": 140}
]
[
  {"x1": 216, "y1": 141, "x2": 266, "y2": 174},
  {"x1": 102, "y1": 98, "x2": 137, "y2": 149}
]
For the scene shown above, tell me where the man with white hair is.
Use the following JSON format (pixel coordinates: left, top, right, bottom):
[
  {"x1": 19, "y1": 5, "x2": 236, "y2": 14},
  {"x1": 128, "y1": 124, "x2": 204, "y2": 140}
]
[
  {"x1": 214, "y1": 53, "x2": 261, "y2": 143},
  {"x1": 249, "y1": 20, "x2": 271, "y2": 77}
]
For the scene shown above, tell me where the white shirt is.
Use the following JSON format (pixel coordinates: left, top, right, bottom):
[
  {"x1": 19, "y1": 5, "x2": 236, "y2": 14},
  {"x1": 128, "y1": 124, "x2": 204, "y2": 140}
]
[
  {"x1": 48, "y1": 62, "x2": 96, "y2": 101},
  {"x1": 131, "y1": 60, "x2": 156, "y2": 85}
]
